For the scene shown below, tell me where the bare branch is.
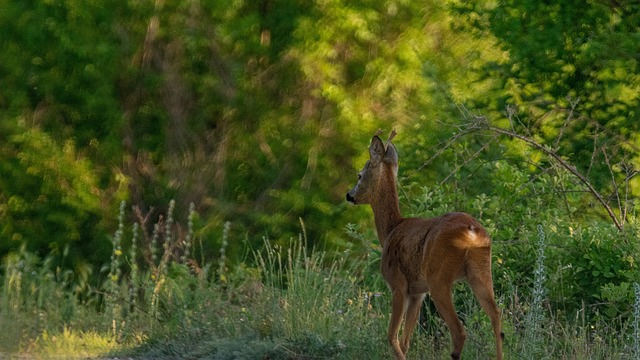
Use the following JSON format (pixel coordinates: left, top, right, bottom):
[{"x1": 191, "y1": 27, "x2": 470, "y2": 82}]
[
  {"x1": 601, "y1": 146, "x2": 623, "y2": 225},
  {"x1": 553, "y1": 97, "x2": 579, "y2": 151},
  {"x1": 411, "y1": 104, "x2": 629, "y2": 231},
  {"x1": 619, "y1": 161, "x2": 637, "y2": 225},
  {"x1": 466, "y1": 114, "x2": 624, "y2": 231},
  {"x1": 440, "y1": 140, "x2": 491, "y2": 185},
  {"x1": 416, "y1": 126, "x2": 480, "y2": 173},
  {"x1": 586, "y1": 128, "x2": 599, "y2": 178}
]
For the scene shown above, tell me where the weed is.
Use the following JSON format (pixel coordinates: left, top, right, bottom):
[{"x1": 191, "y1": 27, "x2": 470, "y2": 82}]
[
  {"x1": 521, "y1": 224, "x2": 548, "y2": 358},
  {"x1": 634, "y1": 282, "x2": 640, "y2": 357},
  {"x1": 1, "y1": 200, "x2": 638, "y2": 359}
]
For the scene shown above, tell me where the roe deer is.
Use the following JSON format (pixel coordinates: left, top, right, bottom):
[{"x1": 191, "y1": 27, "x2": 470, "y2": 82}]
[{"x1": 346, "y1": 130, "x2": 503, "y2": 360}]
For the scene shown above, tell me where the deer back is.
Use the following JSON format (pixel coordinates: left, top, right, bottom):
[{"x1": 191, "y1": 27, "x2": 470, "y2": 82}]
[{"x1": 381, "y1": 212, "x2": 491, "y2": 295}]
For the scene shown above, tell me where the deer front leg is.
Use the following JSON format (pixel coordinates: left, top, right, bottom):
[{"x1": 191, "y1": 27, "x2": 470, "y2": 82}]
[{"x1": 388, "y1": 290, "x2": 408, "y2": 360}]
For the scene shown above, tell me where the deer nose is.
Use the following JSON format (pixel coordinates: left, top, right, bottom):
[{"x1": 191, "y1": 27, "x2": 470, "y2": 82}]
[{"x1": 346, "y1": 192, "x2": 355, "y2": 204}]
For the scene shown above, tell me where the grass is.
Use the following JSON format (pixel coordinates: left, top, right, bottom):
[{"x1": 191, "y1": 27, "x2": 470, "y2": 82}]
[{"x1": 1, "y1": 202, "x2": 639, "y2": 359}]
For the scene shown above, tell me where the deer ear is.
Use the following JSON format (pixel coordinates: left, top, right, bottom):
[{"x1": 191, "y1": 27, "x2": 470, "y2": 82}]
[
  {"x1": 384, "y1": 142, "x2": 398, "y2": 166},
  {"x1": 369, "y1": 136, "x2": 385, "y2": 166}
]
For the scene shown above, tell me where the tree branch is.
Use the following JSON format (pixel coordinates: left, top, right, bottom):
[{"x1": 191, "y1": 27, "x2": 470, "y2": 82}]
[{"x1": 466, "y1": 114, "x2": 624, "y2": 230}]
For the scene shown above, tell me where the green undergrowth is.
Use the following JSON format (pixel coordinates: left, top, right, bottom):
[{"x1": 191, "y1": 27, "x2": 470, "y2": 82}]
[{"x1": 1, "y1": 200, "x2": 640, "y2": 359}]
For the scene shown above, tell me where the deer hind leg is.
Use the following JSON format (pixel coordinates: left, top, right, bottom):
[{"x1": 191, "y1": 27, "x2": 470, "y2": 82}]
[
  {"x1": 400, "y1": 293, "x2": 426, "y2": 355},
  {"x1": 467, "y1": 256, "x2": 504, "y2": 360},
  {"x1": 388, "y1": 290, "x2": 408, "y2": 360},
  {"x1": 430, "y1": 283, "x2": 466, "y2": 359}
]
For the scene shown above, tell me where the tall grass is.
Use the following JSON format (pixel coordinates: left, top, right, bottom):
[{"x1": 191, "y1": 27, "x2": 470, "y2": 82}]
[
  {"x1": 1, "y1": 204, "x2": 638, "y2": 359},
  {"x1": 253, "y1": 233, "x2": 388, "y2": 358}
]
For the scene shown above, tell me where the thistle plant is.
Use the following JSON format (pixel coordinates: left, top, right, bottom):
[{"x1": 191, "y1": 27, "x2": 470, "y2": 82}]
[
  {"x1": 181, "y1": 202, "x2": 195, "y2": 264},
  {"x1": 218, "y1": 221, "x2": 231, "y2": 283},
  {"x1": 633, "y1": 282, "x2": 640, "y2": 357},
  {"x1": 106, "y1": 200, "x2": 126, "y2": 339},
  {"x1": 128, "y1": 222, "x2": 139, "y2": 313},
  {"x1": 161, "y1": 199, "x2": 175, "y2": 276},
  {"x1": 523, "y1": 224, "x2": 548, "y2": 358},
  {"x1": 150, "y1": 200, "x2": 176, "y2": 321},
  {"x1": 150, "y1": 222, "x2": 160, "y2": 266},
  {"x1": 108, "y1": 201, "x2": 125, "y2": 285}
]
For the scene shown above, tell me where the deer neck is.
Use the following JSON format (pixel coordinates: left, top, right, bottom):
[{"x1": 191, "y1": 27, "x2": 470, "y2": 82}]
[{"x1": 370, "y1": 172, "x2": 402, "y2": 247}]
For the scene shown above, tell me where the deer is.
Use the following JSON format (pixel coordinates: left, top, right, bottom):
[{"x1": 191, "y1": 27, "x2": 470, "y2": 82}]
[{"x1": 346, "y1": 129, "x2": 503, "y2": 360}]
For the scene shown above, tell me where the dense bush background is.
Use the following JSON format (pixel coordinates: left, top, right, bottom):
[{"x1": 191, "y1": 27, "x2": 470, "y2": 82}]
[{"x1": 1, "y1": 0, "x2": 639, "y2": 358}]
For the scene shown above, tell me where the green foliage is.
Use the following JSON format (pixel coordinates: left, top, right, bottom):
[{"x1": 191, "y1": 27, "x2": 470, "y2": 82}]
[
  {"x1": 0, "y1": 0, "x2": 639, "y2": 357},
  {"x1": 0, "y1": 0, "x2": 123, "y2": 147},
  {"x1": 559, "y1": 226, "x2": 640, "y2": 321},
  {"x1": 400, "y1": 165, "x2": 640, "y2": 329},
  {"x1": 2, "y1": 0, "x2": 638, "y2": 291},
  {"x1": 452, "y1": 0, "x2": 640, "y2": 214},
  {"x1": 0, "y1": 121, "x2": 105, "y2": 279}
]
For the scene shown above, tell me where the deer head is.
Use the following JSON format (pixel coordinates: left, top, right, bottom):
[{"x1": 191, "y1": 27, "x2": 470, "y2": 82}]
[{"x1": 346, "y1": 129, "x2": 398, "y2": 205}]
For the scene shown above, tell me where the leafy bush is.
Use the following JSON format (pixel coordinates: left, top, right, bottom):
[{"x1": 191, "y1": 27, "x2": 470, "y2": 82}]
[
  {"x1": 399, "y1": 164, "x2": 640, "y2": 327},
  {"x1": 557, "y1": 225, "x2": 639, "y2": 321},
  {"x1": 0, "y1": 123, "x2": 107, "y2": 275}
]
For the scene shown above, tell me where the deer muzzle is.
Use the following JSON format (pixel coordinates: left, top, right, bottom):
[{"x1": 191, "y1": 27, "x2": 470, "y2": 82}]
[{"x1": 346, "y1": 191, "x2": 356, "y2": 204}]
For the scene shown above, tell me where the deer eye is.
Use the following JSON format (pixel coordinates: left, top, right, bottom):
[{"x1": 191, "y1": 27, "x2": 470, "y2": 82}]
[{"x1": 357, "y1": 174, "x2": 362, "y2": 180}]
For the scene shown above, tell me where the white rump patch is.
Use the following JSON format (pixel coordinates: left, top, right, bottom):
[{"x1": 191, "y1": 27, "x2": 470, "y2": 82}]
[{"x1": 466, "y1": 228, "x2": 488, "y2": 247}]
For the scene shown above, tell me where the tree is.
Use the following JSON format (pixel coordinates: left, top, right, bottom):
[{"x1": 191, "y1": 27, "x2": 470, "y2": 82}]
[{"x1": 451, "y1": 0, "x2": 640, "y2": 224}]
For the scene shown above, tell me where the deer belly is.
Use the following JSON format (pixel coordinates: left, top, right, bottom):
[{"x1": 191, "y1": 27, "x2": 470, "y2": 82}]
[{"x1": 381, "y1": 256, "x2": 429, "y2": 295}]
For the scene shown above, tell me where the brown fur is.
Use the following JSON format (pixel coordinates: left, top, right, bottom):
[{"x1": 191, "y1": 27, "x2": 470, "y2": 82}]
[{"x1": 346, "y1": 131, "x2": 503, "y2": 360}]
